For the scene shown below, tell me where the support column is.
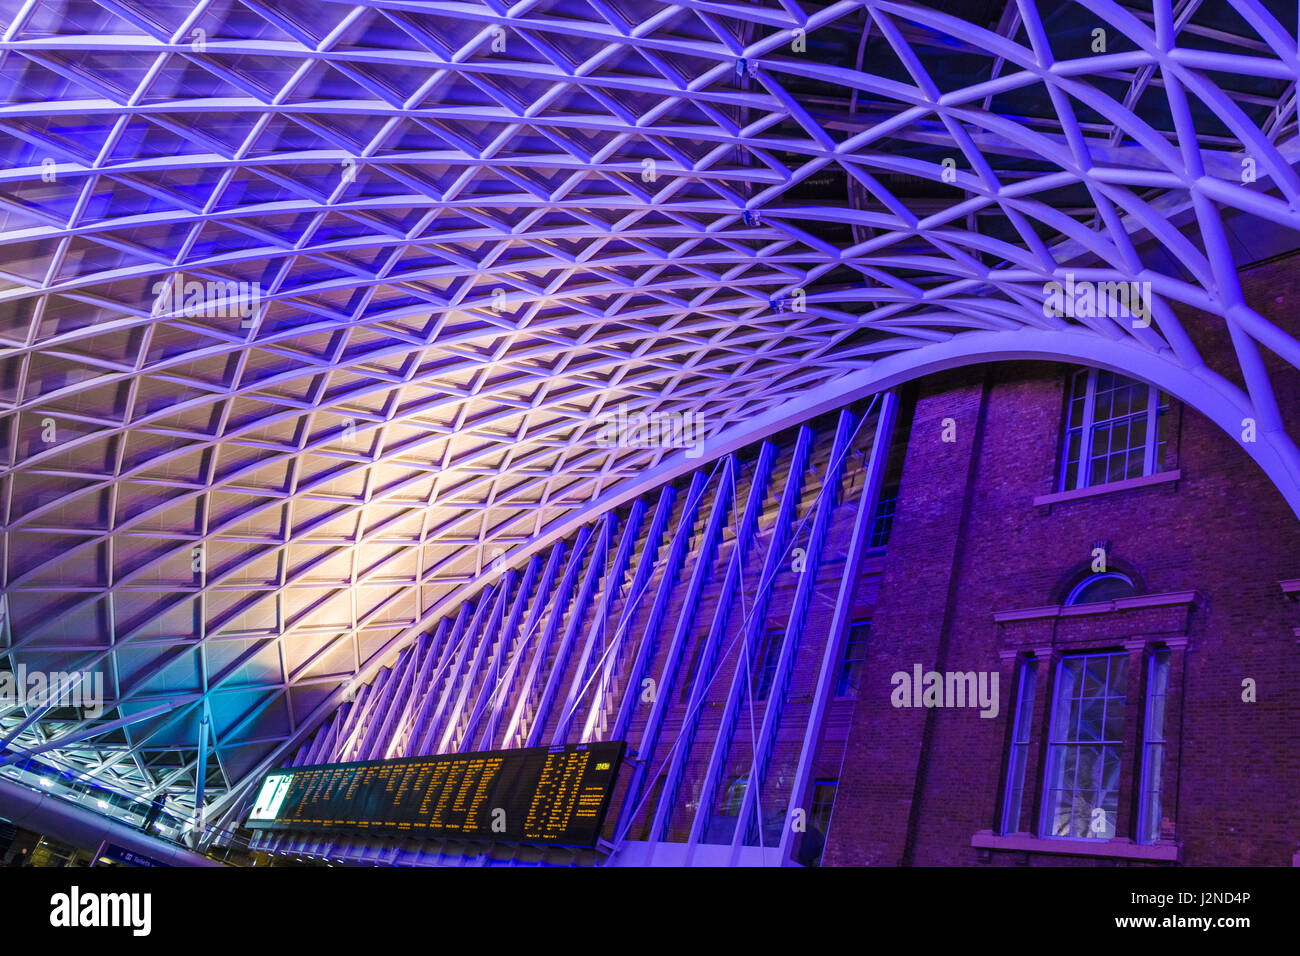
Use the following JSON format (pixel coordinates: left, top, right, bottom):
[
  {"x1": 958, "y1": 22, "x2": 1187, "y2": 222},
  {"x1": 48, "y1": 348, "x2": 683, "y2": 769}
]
[
  {"x1": 686, "y1": 429, "x2": 812, "y2": 847},
  {"x1": 581, "y1": 485, "x2": 675, "y2": 743},
  {"x1": 501, "y1": 528, "x2": 592, "y2": 748},
  {"x1": 191, "y1": 706, "x2": 210, "y2": 842},
  {"x1": 614, "y1": 465, "x2": 732, "y2": 840},
  {"x1": 778, "y1": 392, "x2": 895, "y2": 865},
  {"x1": 460, "y1": 556, "x2": 540, "y2": 750},
  {"x1": 437, "y1": 571, "x2": 516, "y2": 753},
  {"x1": 552, "y1": 504, "x2": 645, "y2": 745},
  {"x1": 528, "y1": 517, "x2": 611, "y2": 747},
  {"x1": 477, "y1": 547, "x2": 562, "y2": 750},
  {"x1": 649, "y1": 446, "x2": 774, "y2": 843},
  {"x1": 608, "y1": 474, "x2": 704, "y2": 748},
  {"x1": 731, "y1": 409, "x2": 855, "y2": 859},
  {"x1": 418, "y1": 586, "x2": 497, "y2": 755}
]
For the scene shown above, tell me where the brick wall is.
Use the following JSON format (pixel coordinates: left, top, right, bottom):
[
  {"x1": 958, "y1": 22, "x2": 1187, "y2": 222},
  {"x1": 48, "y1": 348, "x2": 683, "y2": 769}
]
[{"x1": 824, "y1": 344, "x2": 1300, "y2": 866}]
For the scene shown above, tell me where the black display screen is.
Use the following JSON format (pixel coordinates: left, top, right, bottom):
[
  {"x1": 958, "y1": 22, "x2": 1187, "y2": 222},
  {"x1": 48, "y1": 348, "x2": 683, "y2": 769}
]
[{"x1": 245, "y1": 741, "x2": 626, "y2": 847}]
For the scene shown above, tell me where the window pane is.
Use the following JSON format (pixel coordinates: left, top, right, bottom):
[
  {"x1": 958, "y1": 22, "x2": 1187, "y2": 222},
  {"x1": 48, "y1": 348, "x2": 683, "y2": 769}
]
[
  {"x1": 1063, "y1": 451, "x2": 1079, "y2": 491},
  {"x1": 1130, "y1": 415, "x2": 1147, "y2": 450},
  {"x1": 1071, "y1": 370, "x2": 1089, "y2": 400},
  {"x1": 868, "y1": 493, "x2": 896, "y2": 549},
  {"x1": 1067, "y1": 573, "x2": 1136, "y2": 605},
  {"x1": 1089, "y1": 452, "x2": 1109, "y2": 487},
  {"x1": 755, "y1": 629, "x2": 782, "y2": 700},
  {"x1": 1111, "y1": 656, "x2": 1128, "y2": 696},
  {"x1": 1155, "y1": 398, "x2": 1173, "y2": 472},
  {"x1": 836, "y1": 622, "x2": 870, "y2": 697},
  {"x1": 1079, "y1": 699, "x2": 1104, "y2": 741},
  {"x1": 1083, "y1": 657, "x2": 1108, "y2": 697},
  {"x1": 1001, "y1": 659, "x2": 1037, "y2": 833},
  {"x1": 1042, "y1": 652, "x2": 1127, "y2": 840},
  {"x1": 1139, "y1": 651, "x2": 1172, "y2": 843},
  {"x1": 798, "y1": 779, "x2": 837, "y2": 866}
]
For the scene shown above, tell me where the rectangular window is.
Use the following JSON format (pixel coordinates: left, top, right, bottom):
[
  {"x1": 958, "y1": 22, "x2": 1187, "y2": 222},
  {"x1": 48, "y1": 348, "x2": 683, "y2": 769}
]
[
  {"x1": 809, "y1": 779, "x2": 837, "y2": 832},
  {"x1": 703, "y1": 774, "x2": 748, "y2": 844},
  {"x1": 1137, "y1": 649, "x2": 1172, "y2": 844},
  {"x1": 802, "y1": 779, "x2": 837, "y2": 866},
  {"x1": 633, "y1": 773, "x2": 667, "y2": 841},
  {"x1": 679, "y1": 635, "x2": 704, "y2": 702},
  {"x1": 1000, "y1": 658, "x2": 1038, "y2": 834},
  {"x1": 721, "y1": 774, "x2": 748, "y2": 817},
  {"x1": 835, "y1": 621, "x2": 870, "y2": 697},
  {"x1": 865, "y1": 393, "x2": 913, "y2": 551},
  {"x1": 1041, "y1": 652, "x2": 1127, "y2": 839},
  {"x1": 868, "y1": 489, "x2": 897, "y2": 549},
  {"x1": 1060, "y1": 369, "x2": 1170, "y2": 492},
  {"x1": 755, "y1": 628, "x2": 783, "y2": 701}
]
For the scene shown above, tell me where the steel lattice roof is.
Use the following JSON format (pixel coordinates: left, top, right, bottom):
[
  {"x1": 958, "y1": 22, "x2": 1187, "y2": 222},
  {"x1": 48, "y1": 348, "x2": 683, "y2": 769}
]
[{"x1": 3, "y1": 0, "x2": 1300, "y2": 828}]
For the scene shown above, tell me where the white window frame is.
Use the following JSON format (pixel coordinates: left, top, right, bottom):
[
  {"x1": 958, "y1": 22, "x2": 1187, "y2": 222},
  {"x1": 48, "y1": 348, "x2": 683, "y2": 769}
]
[
  {"x1": 1038, "y1": 651, "x2": 1128, "y2": 841},
  {"x1": 1060, "y1": 368, "x2": 1166, "y2": 492}
]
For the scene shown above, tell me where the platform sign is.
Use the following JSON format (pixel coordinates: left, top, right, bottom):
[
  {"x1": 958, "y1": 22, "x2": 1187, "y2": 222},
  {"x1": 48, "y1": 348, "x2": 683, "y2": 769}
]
[
  {"x1": 100, "y1": 844, "x2": 166, "y2": 867},
  {"x1": 245, "y1": 741, "x2": 625, "y2": 848}
]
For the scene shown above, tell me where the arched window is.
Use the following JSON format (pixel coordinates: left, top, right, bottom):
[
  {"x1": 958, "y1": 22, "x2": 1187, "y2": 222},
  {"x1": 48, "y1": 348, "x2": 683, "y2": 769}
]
[{"x1": 1065, "y1": 571, "x2": 1136, "y2": 606}]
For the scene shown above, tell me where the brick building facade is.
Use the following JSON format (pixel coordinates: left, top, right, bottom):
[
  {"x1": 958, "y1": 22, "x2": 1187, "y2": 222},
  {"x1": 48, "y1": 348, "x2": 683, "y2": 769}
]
[{"x1": 827, "y1": 359, "x2": 1300, "y2": 866}]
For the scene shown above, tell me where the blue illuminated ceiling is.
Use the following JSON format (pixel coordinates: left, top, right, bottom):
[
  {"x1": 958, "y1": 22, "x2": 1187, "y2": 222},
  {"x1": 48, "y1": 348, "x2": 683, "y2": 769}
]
[{"x1": 3, "y1": 0, "x2": 1300, "y2": 828}]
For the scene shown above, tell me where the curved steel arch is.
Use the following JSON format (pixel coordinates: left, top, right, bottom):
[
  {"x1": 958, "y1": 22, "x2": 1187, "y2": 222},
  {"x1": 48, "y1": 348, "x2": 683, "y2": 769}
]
[{"x1": 2, "y1": 0, "x2": 1300, "y2": 820}]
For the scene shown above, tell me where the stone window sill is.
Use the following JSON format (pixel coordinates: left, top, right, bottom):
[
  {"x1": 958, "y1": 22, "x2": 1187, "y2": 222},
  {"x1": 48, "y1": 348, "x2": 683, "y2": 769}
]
[
  {"x1": 1033, "y1": 469, "x2": 1181, "y2": 508},
  {"x1": 971, "y1": 830, "x2": 1181, "y2": 862}
]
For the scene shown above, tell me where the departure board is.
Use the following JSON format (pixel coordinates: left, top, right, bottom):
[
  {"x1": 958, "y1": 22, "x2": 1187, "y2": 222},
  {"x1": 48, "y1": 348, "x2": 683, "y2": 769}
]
[{"x1": 245, "y1": 741, "x2": 626, "y2": 848}]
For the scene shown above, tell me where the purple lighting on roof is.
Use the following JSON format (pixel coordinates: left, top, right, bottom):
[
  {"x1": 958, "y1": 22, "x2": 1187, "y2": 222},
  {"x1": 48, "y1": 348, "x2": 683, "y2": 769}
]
[{"x1": 0, "y1": 0, "x2": 1298, "y2": 845}]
